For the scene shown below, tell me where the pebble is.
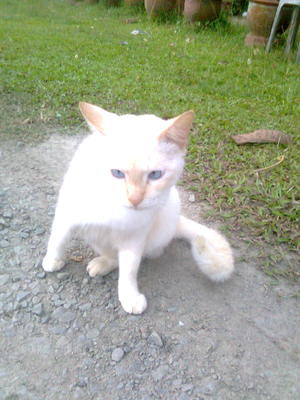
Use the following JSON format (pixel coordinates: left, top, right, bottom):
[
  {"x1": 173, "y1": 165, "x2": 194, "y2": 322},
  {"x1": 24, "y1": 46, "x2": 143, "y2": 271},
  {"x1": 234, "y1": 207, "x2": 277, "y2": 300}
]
[
  {"x1": 196, "y1": 378, "x2": 218, "y2": 395},
  {"x1": 79, "y1": 302, "x2": 92, "y2": 311},
  {"x1": 36, "y1": 271, "x2": 46, "y2": 279},
  {"x1": 35, "y1": 227, "x2": 45, "y2": 236},
  {"x1": 2, "y1": 210, "x2": 13, "y2": 219},
  {"x1": 75, "y1": 378, "x2": 88, "y2": 388},
  {"x1": 188, "y1": 193, "x2": 196, "y2": 202},
  {"x1": 16, "y1": 291, "x2": 31, "y2": 303},
  {"x1": 86, "y1": 328, "x2": 100, "y2": 339},
  {"x1": 0, "y1": 217, "x2": 9, "y2": 229},
  {"x1": 151, "y1": 365, "x2": 169, "y2": 382},
  {"x1": 32, "y1": 296, "x2": 40, "y2": 305},
  {"x1": 178, "y1": 393, "x2": 190, "y2": 400},
  {"x1": 148, "y1": 331, "x2": 164, "y2": 348},
  {"x1": 32, "y1": 303, "x2": 44, "y2": 316},
  {"x1": 0, "y1": 274, "x2": 9, "y2": 286},
  {"x1": 172, "y1": 379, "x2": 182, "y2": 387},
  {"x1": 52, "y1": 307, "x2": 76, "y2": 323},
  {"x1": 182, "y1": 383, "x2": 194, "y2": 392},
  {"x1": 57, "y1": 272, "x2": 70, "y2": 281},
  {"x1": 0, "y1": 239, "x2": 9, "y2": 248},
  {"x1": 64, "y1": 299, "x2": 77, "y2": 309},
  {"x1": 3, "y1": 326, "x2": 16, "y2": 337},
  {"x1": 49, "y1": 325, "x2": 68, "y2": 335},
  {"x1": 111, "y1": 348, "x2": 125, "y2": 362}
]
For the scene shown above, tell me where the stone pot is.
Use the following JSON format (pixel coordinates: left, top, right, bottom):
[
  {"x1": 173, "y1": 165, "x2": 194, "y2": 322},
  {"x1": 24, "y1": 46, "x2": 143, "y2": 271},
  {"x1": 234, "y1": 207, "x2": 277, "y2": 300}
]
[
  {"x1": 245, "y1": 0, "x2": 292, "y2": 46},
  {"x1": 183, "y1": 0, "x2": 222, "y2": 22},
  {"x1": 145, "y1": 0, "x2": 184, "y2": 17}
]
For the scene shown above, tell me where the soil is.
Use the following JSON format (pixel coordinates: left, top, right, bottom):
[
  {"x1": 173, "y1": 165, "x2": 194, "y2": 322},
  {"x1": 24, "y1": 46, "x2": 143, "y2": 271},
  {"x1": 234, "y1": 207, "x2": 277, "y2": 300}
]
[{"x1": 0, "y1": 124, "x2": 299, "y2": 400}]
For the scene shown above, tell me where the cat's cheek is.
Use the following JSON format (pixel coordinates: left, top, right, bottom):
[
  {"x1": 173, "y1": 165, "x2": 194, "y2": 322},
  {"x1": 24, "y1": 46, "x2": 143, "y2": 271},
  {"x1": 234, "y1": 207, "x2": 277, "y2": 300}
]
[{"x1": 111, "y1": 180, "x2": 130, "y2": 206}]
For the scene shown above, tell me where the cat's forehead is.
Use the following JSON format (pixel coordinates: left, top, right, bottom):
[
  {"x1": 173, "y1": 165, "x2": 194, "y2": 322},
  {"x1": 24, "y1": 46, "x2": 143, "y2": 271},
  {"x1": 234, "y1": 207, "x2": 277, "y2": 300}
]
[{"x1": 114, "y1": 114, "x2": 167, "y2": 138}]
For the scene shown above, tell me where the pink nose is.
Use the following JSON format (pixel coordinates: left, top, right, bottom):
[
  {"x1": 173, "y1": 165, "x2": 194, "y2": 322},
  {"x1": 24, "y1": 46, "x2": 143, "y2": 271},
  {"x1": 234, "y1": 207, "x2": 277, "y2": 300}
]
[{"x1": 128, "y1": 192, "x2": 144, "y2": 207}]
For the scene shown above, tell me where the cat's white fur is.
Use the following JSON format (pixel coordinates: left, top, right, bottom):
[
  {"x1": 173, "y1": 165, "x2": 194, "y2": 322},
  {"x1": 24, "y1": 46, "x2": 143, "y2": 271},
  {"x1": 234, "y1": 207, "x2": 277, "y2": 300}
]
[{"x1": 43, "y1": 103, "x2": 234, "y2": 314}]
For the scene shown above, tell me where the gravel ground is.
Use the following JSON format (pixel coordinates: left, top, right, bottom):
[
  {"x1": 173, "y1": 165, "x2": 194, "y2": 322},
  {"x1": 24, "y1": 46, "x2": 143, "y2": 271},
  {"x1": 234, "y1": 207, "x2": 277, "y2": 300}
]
[{"x1": 0, "y1": 128, "x2": 299, "y2": 400}]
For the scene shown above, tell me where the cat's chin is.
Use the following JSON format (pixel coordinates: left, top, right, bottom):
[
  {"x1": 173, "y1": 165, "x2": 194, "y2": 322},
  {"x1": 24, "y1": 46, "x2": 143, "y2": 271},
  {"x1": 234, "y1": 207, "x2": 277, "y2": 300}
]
[{"x1": 124, "y1": 204, "x2": 151, "y2": 211}]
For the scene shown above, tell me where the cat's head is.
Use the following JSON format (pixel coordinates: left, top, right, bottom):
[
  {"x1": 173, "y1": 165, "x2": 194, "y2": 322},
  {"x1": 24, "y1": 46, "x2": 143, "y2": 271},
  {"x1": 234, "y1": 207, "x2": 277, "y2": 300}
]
[{"x1": 79, "y1": 102, "x2": 194, "y2": 210}]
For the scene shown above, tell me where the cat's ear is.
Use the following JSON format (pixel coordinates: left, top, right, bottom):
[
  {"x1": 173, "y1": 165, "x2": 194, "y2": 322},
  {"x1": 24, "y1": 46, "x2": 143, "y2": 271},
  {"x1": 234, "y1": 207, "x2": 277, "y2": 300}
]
[
  {"x1": 79, "y1": 102, "x2": 117, "y2": 135},
  {"x1": 159, "y1": 111, "x2": 195, "y2": 149}
]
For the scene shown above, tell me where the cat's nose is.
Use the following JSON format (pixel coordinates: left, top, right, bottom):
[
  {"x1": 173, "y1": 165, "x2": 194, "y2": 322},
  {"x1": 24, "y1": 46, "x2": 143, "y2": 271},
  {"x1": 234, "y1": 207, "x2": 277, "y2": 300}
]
[{"x1": 128, "y1": 191, "x2": 144, "y2": 207}]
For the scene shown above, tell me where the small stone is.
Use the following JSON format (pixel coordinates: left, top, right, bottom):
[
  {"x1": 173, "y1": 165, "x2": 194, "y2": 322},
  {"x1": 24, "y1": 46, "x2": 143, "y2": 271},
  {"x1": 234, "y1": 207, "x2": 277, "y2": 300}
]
[
  {"x1": 0, "y1": 274, "x2": 9, "y2": 286},
  {"x1": 111, "y1": 347, "x2": 125, "y2": 362},
  {"x1": 79, "y1": 303, "x2": 92, "y2": 311},
  {"x1": 188, "y1": 193, "x2": 196, "y2": 202},
  {"x1": 32, "y1": 303, "x2": 44, "y2": 316},
  {"x1": 82, "y1": 278, "x2": 89, "y2": 286},
  {"x1": 0, "y1": 217, "x2": 9, "y2": 229},
  {"x1": 35, "y1": 227, "x2": 45, "y2": 236},
  {"x1": 182, "y1": 383, "x2": 194, "y2": 392},
  {"x1": 86, "y1": 328, "x2": 100, "y2": 339},
  {"x1": 52, "y1": 307, "x2": 76, "y2": 323},
  {"x1": 75, "y1": 378, "x2": 88, "y2": 388},
  {"x1": 57, "y1": 272, "x2": 69, "y2": 281},
  {"x1": 178, "y1": 393, "x2": 190, "y2": 400},
  {"x1": 0, "y1": 239, "x2": 9, "y2": 248},
  {"x1": 148, "y1": 331, "x2": 164, "y2": 347},
  {"x1": 173, "y1": 379, "x2": 182, "y2": 387},
  {"x1": 20, "y1": 232, "x2": 29, "y2": 239},
  {"x1": 3, "y1": 210, "x2": 13, "y2": 219},
  {"x1": 49, "y1": 325, "x2": 68, "y2": 335},
  {"x1": 3, "y1": 326, "x2": 16, "y2": 337},
  {"x1": 196, "y1": 378, "x2": 218, "y2": 395},
  {"x1": 16, "y1": 291, "x2": 31, "y2": 303},
  {"x1": 36, "y1": 271, "x2": 46, "y2": 279},
  {"x1": 64, "y1": 299, "x2": 76, "y2": 309},
  {"x1": 151, "y1": 365, "x2": 169, "y2": 382},
  {"x1": 32, "y1": 296, "x2": 40, "y2": 305}
]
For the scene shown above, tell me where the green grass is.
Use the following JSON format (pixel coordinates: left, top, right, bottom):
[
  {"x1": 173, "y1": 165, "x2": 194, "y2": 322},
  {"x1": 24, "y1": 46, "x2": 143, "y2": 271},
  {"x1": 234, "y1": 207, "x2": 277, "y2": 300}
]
[{"x1": 0, "y1": 0, "x2": 299, "y2": 276}]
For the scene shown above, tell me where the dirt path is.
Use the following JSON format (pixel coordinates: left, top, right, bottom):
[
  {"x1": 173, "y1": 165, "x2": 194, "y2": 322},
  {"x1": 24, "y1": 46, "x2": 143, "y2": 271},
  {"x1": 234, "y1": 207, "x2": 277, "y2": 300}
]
[{"x1": 0, "y1": 129, "x2": 299, "y2": 400}]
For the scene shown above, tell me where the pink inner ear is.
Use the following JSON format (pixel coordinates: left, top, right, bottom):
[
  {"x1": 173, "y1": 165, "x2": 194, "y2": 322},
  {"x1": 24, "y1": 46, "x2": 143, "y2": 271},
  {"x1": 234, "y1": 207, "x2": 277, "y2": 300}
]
[
  {"x1": 79, "y1": 102, "x2": 113, "y2": 135},
  {"x1": 159, "y1": 110, "x2": 195, "y2": 149}
]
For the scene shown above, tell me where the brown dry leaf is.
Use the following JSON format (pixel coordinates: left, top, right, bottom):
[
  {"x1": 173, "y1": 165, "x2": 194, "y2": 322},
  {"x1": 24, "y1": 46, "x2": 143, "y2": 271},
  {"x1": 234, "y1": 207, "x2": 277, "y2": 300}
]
[
  {"x1": 70, "y1": 255, "x2": 84, "y2": 262},
  {"x1": 231, "y1": 130, "x2": 292, "y2": 145}
]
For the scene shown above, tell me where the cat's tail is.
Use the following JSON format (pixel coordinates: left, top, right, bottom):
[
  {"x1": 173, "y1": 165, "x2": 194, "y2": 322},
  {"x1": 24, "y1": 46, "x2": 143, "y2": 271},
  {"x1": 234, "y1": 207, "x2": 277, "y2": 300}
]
[{"x1": 176, "y1": 215, "x2": 234, "y2": 282}]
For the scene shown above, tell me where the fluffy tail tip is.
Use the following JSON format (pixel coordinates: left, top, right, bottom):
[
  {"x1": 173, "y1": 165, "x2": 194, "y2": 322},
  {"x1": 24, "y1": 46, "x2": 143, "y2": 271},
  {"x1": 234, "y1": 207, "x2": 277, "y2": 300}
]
[{"x1": 191, "y1": 234, "x2": 234, "y2": 282}]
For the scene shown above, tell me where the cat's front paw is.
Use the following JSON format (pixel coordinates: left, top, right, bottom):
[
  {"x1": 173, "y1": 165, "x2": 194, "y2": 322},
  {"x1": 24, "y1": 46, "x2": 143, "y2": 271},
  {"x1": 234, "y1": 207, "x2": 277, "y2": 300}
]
[
  {"x1": 192, "y1": 232, "x2": 234, "y2": 282},
  {"x1": 119, "y1": 292, "x2": 147, "y2": 315},
  {"x1": 42, "y1": 255, "x2": 65, "y2": 272},
  {"x1": 87, "y1": 256, "x2": 116, "y2": 278}
]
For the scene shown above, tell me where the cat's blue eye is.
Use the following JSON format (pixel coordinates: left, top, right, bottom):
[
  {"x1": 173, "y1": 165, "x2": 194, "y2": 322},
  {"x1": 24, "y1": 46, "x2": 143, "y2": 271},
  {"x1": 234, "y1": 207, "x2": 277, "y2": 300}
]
[
  {"x1": 148, "y1": 170, "x2": 163, "y2": 180},
  {"x1": 111, "y1": 169, "x2": 125, "y2": 179}
]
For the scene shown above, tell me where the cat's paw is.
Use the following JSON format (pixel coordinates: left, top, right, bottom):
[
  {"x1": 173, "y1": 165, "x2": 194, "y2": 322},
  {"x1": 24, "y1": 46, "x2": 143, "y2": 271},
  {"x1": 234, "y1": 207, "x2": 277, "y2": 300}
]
[
  {"x1": 119, "y1": 292, "x2": 147, "y2": 315},
  {"x1": 191, "y1": 231, "x2": 234, "y2": 282},
  {"x1": 86, "y1": 256, "x2": 116, "y2": 278},
  {"x1": 42, "y1": 255, "x2": 65, "y2": 272}
]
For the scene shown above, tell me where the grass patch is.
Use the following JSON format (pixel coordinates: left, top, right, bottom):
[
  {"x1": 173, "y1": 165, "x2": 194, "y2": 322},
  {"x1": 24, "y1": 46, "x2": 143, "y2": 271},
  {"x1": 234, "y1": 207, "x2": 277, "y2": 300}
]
[{"x1": 1, "y1": 0, "x2": 299, "y2": 277}]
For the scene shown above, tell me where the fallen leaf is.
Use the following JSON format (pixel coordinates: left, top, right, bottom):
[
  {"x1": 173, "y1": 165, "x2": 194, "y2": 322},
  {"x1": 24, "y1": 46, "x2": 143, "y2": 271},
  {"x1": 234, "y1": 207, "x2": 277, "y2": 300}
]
[{"x1": 231, "y1": 130, "x2": 292, "y2": 145}]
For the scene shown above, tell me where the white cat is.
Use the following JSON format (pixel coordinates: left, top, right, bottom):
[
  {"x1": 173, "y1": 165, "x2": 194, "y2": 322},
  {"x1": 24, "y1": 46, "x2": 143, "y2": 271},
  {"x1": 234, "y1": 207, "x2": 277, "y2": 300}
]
[{"x1": 43, "y1": 102, "x2": 234, "y2": 314}]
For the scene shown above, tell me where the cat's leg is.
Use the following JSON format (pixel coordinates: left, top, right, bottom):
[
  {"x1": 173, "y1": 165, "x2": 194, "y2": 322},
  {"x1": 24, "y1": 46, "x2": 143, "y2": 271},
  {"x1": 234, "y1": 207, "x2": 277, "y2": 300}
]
[
  {"x1": 42, "y1": 220, "x2": 73, "y2": 272},
  {"x1": 176, "y1": 215, "x2": 234, "y2": 281},
  {"x1": 118, "y1": 248, "x2": 147, "y2": 315},
  {"x1": 87, "y1": 251, "x2": 117, "y2": 278}
]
